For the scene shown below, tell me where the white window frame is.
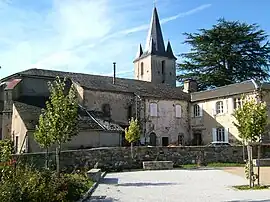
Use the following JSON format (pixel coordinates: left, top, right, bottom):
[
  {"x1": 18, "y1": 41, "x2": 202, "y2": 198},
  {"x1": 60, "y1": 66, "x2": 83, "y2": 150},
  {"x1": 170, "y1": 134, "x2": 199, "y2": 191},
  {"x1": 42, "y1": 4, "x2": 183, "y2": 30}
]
[
  {"x1": 175, "y1": 104, "x2": 182, "y2": 118},
  {"x1": 150, "y1": 103, "x2": 158, "y2": 117},
  {"x1": 212, "y1": 127, "x2": 229, "y2": 143},
  {"x1": 216, "y1": 101, "x2": 224, "y2": 114}
]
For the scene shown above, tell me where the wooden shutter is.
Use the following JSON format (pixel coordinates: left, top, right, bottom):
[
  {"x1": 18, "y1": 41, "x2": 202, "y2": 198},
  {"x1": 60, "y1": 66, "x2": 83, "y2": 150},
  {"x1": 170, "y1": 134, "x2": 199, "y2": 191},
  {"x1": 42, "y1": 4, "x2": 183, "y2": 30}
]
[
  {"x1": 175, "y1": 104, "x2": 181, "y2": 118},
  {"x1": 212, "y1": 128, "x2": 217, "y2": 142},
  {"x1": 199, "y1": 103, "x2": 203, "y2": 117},
  {"x1": 228, "y1": 98, "x2": 234, "y2": 114},
  {"x1": 224, "y1": 128, "x2": 229, "y2": 143},
  {"x1": 150, "y1": 103, "x2": 157, "y2": 116},
  {"x1": 224, "y1": 99, "x2": 228, "y2": 113},
  {"x1": 212, "y1": 102, "x2": 216, "y2": 116}
]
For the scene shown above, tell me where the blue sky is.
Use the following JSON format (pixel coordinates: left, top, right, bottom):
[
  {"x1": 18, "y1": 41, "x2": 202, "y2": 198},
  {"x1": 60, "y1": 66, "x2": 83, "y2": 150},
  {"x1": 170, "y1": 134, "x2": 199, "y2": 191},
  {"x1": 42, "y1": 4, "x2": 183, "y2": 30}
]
[{"x1": 0, "y1": 0, "x2": 270, "y2": 79}]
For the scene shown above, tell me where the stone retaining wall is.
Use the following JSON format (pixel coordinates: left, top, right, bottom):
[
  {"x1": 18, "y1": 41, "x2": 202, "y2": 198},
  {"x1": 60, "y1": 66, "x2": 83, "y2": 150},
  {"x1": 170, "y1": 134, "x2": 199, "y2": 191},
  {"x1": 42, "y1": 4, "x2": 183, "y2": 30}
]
[{"x1": 14, "y1": 146, "x2": 270, "y2": 172}]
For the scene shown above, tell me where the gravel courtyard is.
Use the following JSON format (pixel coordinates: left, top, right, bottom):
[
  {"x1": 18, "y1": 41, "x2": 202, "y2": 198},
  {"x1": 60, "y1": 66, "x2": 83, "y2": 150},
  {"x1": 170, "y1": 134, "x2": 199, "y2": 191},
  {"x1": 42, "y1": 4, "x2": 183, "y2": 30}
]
[{"x1": 88, "y1": 169, "x2": 270, "y2": 202}]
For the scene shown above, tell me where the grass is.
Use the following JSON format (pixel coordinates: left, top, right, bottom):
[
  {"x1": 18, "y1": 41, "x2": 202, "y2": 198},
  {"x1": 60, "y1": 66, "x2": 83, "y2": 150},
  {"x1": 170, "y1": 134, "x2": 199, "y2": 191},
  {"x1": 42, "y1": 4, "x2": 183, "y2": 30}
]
[
  {"x1": 233, "y1": 185, "x2": 270, "y2": 190},
  {"x1": 179, "y1": 162, "x2": 245, "y2": 169}
]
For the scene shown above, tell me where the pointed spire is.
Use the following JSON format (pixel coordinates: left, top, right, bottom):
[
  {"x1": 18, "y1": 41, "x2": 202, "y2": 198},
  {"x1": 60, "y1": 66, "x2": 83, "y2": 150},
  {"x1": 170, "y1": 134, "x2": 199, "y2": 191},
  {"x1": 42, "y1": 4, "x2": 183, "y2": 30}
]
[
  {"x1": 148, "y1": 37, "x2": 156, "y2": 54},
  {"x1": 166, "y1": 41, "x2": 177, "y2": 60},
  {"x1": 136, "y1": 44, "x2": 143, "y2": 58},
  {"x1": 144, "y1": 6, "x2": 165, "y2": 55}
]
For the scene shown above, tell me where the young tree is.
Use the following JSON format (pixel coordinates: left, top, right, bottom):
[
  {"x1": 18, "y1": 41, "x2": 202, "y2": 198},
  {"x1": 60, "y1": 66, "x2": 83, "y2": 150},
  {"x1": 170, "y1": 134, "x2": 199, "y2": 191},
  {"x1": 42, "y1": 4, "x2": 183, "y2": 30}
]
[
  {"x1": 233, "y1": 95, "x2": 268, "y2": 187},
  {"x1": 125, "y1": 117, "x2": 140, "y2": 159},
  {"x1": 178, "y1": 18, "x2": 270, "y2": 90},
  {"x1": 34, "y1": 110, "x2": 54, "y2": 169},
  {"x1": 35, "y1": 77, "x2": 78, "y2": 175}
]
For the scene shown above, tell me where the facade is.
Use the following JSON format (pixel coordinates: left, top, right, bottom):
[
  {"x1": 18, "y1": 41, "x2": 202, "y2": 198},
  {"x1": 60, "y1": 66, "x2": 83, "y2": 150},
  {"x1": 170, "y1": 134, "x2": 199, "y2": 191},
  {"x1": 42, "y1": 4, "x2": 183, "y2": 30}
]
[
  {"x1": 190, "y1": 80, "x2": 270, "y2": 145},
  {"x1": 0, "y1": 6, "x2": 270, "y2": 153}
]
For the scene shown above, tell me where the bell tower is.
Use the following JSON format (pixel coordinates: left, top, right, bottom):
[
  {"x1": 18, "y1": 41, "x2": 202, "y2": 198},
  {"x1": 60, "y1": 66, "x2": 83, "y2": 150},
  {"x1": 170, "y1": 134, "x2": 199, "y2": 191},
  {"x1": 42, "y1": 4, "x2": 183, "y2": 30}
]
[{"x1": 133, "y1": 6, "x2": 177, "y2": 87}]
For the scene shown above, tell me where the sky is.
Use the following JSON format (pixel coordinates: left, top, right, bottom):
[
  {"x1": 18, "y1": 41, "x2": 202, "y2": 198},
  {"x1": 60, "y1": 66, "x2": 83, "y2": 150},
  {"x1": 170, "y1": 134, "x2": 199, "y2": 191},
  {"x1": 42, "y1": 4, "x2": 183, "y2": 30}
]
[{"x1": 0, "y1": 0, "x2": 270, "y2": 80}]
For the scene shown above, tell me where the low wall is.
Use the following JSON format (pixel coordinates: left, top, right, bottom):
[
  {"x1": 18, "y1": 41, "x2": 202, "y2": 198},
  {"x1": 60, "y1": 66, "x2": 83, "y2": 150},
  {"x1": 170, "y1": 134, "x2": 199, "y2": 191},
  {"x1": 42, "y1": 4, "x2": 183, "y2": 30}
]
[{"x1": 14, "y1": 146, "x2": 270, "y2": 172}]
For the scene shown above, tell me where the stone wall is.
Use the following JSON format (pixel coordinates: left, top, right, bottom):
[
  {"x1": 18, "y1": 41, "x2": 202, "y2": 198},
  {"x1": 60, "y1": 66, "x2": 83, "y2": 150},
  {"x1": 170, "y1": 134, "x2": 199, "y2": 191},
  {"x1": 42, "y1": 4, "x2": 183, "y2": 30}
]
[{"x1": 14, "y1": 146, "x2": 270, "y2": 172}]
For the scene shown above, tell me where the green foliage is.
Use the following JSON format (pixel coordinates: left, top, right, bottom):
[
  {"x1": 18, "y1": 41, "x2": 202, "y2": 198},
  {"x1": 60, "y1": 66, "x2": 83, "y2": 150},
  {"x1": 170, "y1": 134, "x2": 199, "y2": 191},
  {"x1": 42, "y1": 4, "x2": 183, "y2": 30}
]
[
  {"x1": 177, "y1": 18, "x2": 270, "y2": 90},
  {"x1": 0, "y1": 139, "x2": 15, "y2": 182},
  {"x1": 0, "y1": 164, "x2": 93, "y2": 202},
  {"x1": 34, "y1": 76, "x2": 79, "y2": 147},
  {"x1": 125, "y1": 117, "x2": 140, "y2": 143},
  {"x1": 233, "y1": 96, "x2": 268, "y2": 143},
  {"x1": 233, "y1": 184, "x2": 269, "y2": 190}
]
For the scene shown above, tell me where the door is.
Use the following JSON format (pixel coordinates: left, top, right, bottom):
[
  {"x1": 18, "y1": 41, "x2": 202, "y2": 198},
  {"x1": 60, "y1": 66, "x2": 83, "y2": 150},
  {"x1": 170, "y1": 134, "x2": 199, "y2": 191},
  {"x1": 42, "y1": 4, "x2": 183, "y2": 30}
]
[
  {"x1": 162, "y1": 137, "x2": 169, "y2": 146},
  {"x1": 193, "y1": 132, "x2": 202, "y2": 146},
  {"x1": 149, "y1": 132, "x2": 157, "y2": 146}
]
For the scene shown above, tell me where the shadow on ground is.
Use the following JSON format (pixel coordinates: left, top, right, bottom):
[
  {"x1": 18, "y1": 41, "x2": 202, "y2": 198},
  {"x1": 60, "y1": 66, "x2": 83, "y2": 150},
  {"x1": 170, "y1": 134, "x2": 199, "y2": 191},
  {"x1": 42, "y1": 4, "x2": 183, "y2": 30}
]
[
  {"x1": 226, "y1": 200, "x2": 270, "y2": 202},
  {"x1": 89, "y1": 196, "x2": 119, "y2": 202},
  {"x1": 116, "y1": 182, "x2": 178, "y2": 187},
  {"x1": 100, "y1": 178, "x2": 178, "y2": 187}
]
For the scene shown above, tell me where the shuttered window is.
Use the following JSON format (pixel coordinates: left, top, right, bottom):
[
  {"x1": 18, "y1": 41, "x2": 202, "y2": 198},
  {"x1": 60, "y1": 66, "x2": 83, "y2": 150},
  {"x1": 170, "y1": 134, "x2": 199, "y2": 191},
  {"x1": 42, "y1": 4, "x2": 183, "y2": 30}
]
[
  {"x1": 175, "y1": 104, "x2": 181, "y2": 118},
  {"x1": 150, "y1": 103, "x2": 157, "y2": 116}
]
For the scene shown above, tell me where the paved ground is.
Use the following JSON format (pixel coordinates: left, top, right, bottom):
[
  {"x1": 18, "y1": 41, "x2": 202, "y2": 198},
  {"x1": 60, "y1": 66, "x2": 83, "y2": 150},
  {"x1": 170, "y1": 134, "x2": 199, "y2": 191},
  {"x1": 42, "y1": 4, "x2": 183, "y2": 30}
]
[
  {"x1": 224, "y1": 167, "x2": 270, "y2": 185},
  {"x1": 88, "y1": 169, "x2": 270, "y2": 202}
]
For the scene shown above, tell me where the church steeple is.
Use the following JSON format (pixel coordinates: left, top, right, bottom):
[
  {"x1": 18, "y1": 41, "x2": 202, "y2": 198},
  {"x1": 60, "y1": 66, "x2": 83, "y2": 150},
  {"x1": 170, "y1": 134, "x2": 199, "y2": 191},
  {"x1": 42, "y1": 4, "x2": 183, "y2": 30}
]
[
  {"x1": 133, "y1": 6, "x2": 176, "y2": 87},
  {"x1": 144, "y1": 7, "x2": 165, "y2": 55}
]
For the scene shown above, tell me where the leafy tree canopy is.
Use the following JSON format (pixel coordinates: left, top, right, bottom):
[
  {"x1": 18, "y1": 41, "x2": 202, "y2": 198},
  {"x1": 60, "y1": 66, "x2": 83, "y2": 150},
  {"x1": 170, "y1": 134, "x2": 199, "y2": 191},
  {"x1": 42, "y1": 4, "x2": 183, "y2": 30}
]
[
  {"x1": 233, "y1": 96, "x2": 268, "y2": 144},
  {"x1": 34, "y1": 76, "x2": 78, "y2": 147},
  {"x1": 125, "y1": 117, "x2": 140, "y2": 143},
  {"x1": 177, "y1": 18, "x2": 270, "y2": 90}
]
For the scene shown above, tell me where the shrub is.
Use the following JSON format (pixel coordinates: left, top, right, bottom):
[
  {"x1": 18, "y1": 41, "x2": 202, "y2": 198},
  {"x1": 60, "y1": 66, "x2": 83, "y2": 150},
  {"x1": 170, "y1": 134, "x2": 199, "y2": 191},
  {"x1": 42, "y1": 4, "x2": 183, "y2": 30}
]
[{"x1": 0, "y1": 165, "x2": 93, "y2": 202}]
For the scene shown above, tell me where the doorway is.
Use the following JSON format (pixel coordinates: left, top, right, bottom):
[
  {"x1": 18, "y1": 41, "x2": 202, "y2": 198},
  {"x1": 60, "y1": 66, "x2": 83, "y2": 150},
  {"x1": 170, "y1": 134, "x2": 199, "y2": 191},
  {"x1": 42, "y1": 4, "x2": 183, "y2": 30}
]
[
  {"x1": 149, "y1": 132, "x2": 157, "y2": 146},
  {"x1": 193, "y1": 131, "x2": 202, "y2": 146},
  {"x1": 162, "y1": 137, "x2": 169, "y2": 146}
]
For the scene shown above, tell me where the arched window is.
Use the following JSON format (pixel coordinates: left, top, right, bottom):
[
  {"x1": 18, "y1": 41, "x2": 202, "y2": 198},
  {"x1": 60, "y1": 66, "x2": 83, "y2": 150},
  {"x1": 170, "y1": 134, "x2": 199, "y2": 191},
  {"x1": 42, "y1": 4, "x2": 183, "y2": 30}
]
[
  {"x1": 140, "y1": 62, "x2": 144, "y2": 75},
  {"x1": 216, "y1": 101, "x2": 224, "y2": 114}
]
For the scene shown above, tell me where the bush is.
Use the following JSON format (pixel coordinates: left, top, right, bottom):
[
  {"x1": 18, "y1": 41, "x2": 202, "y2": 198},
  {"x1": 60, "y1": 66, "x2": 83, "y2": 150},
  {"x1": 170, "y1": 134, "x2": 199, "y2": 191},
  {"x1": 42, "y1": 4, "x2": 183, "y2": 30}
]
[{"x1": 0, "y1": 165, "x2": 93, "y2": 202}]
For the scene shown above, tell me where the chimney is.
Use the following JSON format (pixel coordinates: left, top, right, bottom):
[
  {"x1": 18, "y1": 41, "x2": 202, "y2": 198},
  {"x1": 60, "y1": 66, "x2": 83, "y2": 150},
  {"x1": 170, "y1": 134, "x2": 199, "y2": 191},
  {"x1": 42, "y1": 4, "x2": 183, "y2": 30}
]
[
  {"x1": 113, "y1": 62, "x2": 116, "y2": 84},
  {"x1": 183, "y1": 79, "x2": 198, "y2": 93}
]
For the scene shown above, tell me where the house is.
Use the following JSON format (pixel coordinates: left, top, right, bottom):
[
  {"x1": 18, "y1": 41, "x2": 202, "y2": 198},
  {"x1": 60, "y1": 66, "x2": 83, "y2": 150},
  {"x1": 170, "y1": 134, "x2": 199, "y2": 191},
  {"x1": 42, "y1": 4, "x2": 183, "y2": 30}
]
[
  {"x1": 1, "y1": 6, "x2": 270, "y2": 153},
  {"x1": 189, "y1": 80, "x2": 270, "y2": 145}
]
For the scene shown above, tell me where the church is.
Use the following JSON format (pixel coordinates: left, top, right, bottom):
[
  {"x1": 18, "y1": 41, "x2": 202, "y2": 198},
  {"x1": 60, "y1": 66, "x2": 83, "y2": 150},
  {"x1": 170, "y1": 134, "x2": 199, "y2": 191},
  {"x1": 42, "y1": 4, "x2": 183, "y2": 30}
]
[{"x1": 1, "y1": 7, "x2": 270, "y2": 153}]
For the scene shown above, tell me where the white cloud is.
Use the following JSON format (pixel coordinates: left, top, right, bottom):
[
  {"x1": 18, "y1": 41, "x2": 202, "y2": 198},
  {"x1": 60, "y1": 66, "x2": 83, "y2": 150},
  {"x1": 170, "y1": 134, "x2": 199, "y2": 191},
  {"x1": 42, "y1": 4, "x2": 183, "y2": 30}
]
[{"x1": 0, "y1": 0, "x2": 212, "y2": 79}]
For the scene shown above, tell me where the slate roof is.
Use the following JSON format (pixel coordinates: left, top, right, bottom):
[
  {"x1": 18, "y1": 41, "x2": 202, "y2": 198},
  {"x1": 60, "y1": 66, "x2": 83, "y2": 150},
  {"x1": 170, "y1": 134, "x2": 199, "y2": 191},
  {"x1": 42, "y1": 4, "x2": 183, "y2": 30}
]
[
  {"x1": 14, "y1": 96, "x2": 124, "y2": 132},
  {"x1": 133, "y1": 7, "x2": 176, "y2": 61},
  {"x1": 191, "y1": 80, "x2": 270, "y2": 102},
  {"x1": 4, "y1": 68, "x2": 190, "y2": 100}
]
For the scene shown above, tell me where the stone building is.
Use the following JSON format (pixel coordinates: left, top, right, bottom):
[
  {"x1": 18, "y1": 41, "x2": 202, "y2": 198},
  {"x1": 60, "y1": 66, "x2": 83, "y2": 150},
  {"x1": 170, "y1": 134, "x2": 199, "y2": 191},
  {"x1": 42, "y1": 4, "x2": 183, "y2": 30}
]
[{"x1": 1, "y1": 6, "x2": 270, "y2": 153}]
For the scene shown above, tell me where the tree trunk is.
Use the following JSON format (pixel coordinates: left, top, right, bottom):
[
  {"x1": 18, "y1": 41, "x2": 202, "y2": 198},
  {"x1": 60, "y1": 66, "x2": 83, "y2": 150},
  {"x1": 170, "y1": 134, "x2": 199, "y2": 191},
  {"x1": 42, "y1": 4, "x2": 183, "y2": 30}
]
[
  {"x1": 257, "y1": 143, "x2": 261, "y2": 186},
  {"x1": 56, "y1": 143, "x2": 61, "y2": 176},
  {"x1": 247, "y1": 145, "x2": 253, "y2": 188},
  {"x1": 131, "y1": 142, "x2": 134, "y2": 159},
  {"x1": 242, "y1": 141, "x2": 245, "y2": 162},
  {"x1": 45, "y1": 147, "x2": 49, "y2": 169}
]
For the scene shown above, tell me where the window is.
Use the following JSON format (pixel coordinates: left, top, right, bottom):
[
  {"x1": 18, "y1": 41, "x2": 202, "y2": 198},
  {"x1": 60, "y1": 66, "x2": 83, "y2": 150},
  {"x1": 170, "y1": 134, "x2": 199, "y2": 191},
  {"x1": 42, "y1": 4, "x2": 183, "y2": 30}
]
[
  {"x1": 212, "y1": 127, "x2": 228, "y2": 142},
  {"x1": 15, "y1": 136, "x2": 19, "y2": 153},
  {"x1": 102, "y1": 103, "x2": 111, "y2": 117},
  {"x1": 175, "y1": 104, "x2": 181, "y2": 118},
  {"x1": 140, "y1": 62, "x2": 144, "y2": 75},
  {"x1": 216, "y1": 101, "x2": 224, "y2": 114},
  {"x1": 193, "y1": 104, "x2": 200, "y2": 117},
  {"x1": 216, "y1": 128, "x2": 225, "y2": 142},
  {"x1": 234, "y1": 98, "x2": 242, "y2": 109},
  {"x1": 178, "y1": 134, "x2": 184, "y2": 145},
  {"x1": 150, "y1": 103, "x2": 157, "y2": 116},
  {"x1": 161, "y1": 61, "x2": 165, "y2": 74},
  {"x1": 127, "y1": 105, "x2": 132, "y2": 120}
]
